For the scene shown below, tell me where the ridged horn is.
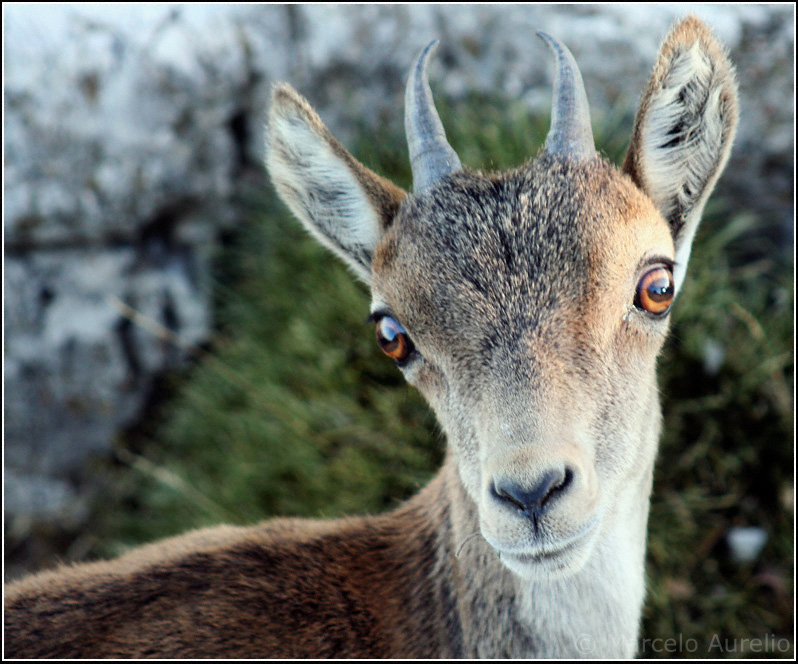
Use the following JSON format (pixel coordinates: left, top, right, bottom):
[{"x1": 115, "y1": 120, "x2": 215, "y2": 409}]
[
  {"x1": 537, "y1": 31, "x2": 596, "y2": 159},
  {"x1": 405, "y1": 40, "x2": 462, "y2": 194}
]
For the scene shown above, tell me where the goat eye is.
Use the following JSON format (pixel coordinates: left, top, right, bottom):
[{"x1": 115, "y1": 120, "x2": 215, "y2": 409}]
[
  {"x1": 375, "y1": 316, "x2": 414, "y2": 362},
  {"x1": 634, "y1": 266, "x2": 675, "y2": 315}
]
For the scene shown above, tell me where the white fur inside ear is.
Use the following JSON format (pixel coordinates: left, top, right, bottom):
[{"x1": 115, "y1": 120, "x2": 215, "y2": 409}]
[
  {"x1": 637, "y1": 42, "x2": 729, "y2": 297},
  {"x1": 639, "y1": 43, "x2": 724, "y2": 226},
  {"x1": 267, "y1": 110, "x2": 381, "y2": 282}
]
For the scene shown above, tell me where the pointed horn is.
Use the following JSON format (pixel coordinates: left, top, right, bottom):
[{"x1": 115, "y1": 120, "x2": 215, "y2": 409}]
[
  {"x1": 537, "y1": 32, "x2": 596, "y2": 159},
  {"x1": 405, "y1": 41, "x2": 462, "y2": 194}
]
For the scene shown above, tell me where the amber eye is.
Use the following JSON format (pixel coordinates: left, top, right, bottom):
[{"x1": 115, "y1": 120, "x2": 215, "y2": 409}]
[
  {"x1": 634, "y1": 265, "x2": 675, "y2": 316},
  {"x1": 375, "y1": 316, "x2": 414, "y2": 363}
]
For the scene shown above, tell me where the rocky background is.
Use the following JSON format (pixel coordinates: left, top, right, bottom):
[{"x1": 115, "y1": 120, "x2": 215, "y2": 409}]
[{"x1": 3, "y1": 4, "x2": 794, "y2": 569}]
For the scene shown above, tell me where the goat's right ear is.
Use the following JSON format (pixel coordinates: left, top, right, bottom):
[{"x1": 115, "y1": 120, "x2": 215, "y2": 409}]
[
  {"x1": 622, "y1": 16, "x2": 739, "y2": 295},
  {"x1": 266, "y1": 84, "x2": 406, "y2": 285}
]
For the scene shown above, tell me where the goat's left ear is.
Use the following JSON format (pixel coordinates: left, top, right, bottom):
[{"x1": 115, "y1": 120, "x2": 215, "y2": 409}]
[
  {"x1": 623, "y1": 16, "x2": 739, "y2": 294},
  {"x1": 267, "y1": 84, "x2": 406, "y2": 285}
]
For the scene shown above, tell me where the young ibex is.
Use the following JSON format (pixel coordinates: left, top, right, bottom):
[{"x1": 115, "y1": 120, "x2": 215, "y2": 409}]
[{"x1": 5, "y1": 16, "x2": 738, "y2": 658}]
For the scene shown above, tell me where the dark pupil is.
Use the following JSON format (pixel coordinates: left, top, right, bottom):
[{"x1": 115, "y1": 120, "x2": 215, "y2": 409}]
[{"x1": 647, "y1": 275, "x2": 673, "y2": 302}]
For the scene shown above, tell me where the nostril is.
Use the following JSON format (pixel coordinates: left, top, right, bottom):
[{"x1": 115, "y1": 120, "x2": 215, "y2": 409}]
[
  {"x1": 543, "y1": 467, "x2": 573, "y2": 507},
  {"x1": 491, "y1": 482, "x2": 527, "y2": 511},
  {"x1": 490, "y1": 467, "x2": 575, "y2": 518}
]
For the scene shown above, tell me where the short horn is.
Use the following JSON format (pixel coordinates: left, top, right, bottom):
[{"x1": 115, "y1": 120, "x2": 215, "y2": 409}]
[
  {"x1": 405, "y1": 41, "x2": 462, "y2": 194},
  {"x1": 537, "y1": 32, "x2": 596, "y2": 159}
]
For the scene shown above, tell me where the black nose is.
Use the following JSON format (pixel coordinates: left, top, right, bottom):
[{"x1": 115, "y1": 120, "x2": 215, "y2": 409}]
[{"x1": 490, "y1": 468, "x2": 574, "y2": 521}]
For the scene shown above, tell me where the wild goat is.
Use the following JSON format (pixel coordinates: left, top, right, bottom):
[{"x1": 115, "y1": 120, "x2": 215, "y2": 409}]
[{"x1": 5, "y1": 16, "x2": 738, "y2": 658}]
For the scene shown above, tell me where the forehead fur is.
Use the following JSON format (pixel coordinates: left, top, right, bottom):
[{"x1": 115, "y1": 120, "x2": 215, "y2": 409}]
[{"x1": 374, "y1": 155, "x2": 662, "y2": 337}]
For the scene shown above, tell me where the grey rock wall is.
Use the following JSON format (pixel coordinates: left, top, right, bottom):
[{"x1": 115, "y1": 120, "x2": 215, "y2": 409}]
[{"x1": 3, "y1": 4, "x2": 793, "y2": 546}]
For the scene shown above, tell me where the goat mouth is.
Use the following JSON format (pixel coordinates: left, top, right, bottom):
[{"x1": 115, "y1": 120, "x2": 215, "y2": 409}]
[
  {"x1": 496, "y1": 536, "x2": 591, "y2": 578},
  {"x1": 489, "y1": 516, "x2": 600, "y2": 576},
  {"x1": 501, "y1": 537, "x2": 581, "y2": 565}
]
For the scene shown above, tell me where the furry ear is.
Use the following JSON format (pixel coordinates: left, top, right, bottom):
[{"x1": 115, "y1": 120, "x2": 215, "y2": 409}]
[
  {"x1": 623, "y1": 16, "x2": 739, "y2": 294},
  {"x1": 266, "y1": 84, "x2": 406, "y2": 284}
]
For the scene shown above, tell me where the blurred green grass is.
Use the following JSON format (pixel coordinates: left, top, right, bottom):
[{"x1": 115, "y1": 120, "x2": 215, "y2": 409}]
[{"x1": 86, "y1": 95, "x2": 792, "y2": 658}]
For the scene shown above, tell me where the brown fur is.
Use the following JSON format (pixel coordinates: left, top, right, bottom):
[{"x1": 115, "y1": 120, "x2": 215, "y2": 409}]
[
  {"x1": 4, "y1": 17, "x2": 738, "y2": 659},
  {"x1": 5, "y1": 468, "x2": 462, "y2": 658}
]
